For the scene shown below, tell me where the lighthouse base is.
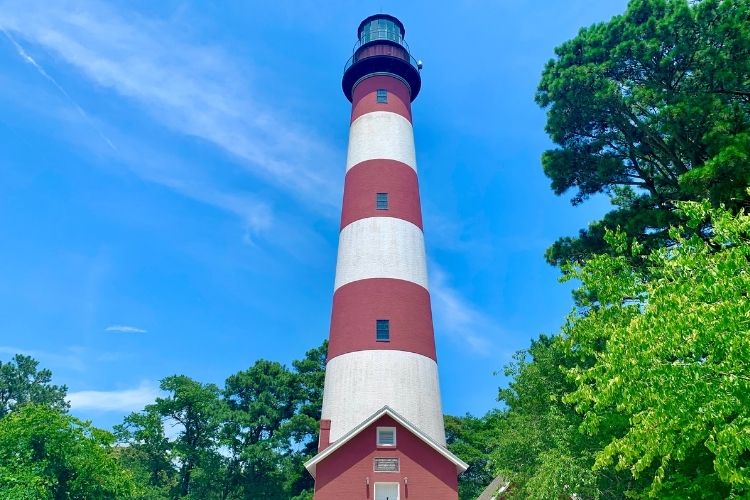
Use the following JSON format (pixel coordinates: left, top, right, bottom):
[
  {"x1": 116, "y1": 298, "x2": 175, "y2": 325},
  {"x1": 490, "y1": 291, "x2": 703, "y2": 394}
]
[{"x1": 305, "y1": 407, "x2": 466, "y2": 500}]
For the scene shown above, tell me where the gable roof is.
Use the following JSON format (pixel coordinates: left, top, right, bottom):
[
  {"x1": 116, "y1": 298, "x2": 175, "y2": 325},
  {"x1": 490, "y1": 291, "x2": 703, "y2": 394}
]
[{"x1": 304, "y1": 405, "x2": 469, "y2": 478}]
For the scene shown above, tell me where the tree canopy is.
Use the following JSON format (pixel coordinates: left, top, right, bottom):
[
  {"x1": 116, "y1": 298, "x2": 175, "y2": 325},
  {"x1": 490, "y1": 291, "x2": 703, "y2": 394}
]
[
  {"x1": 445, "y1": 412, "x2": 502, "y2": 499},
  {"x1": 481, "y1": 3, "x2": 750, "y2": 497},
  {"x1": 0, "y1": 340, "x2": 327, "y2": 499},
  {"x1": 115, "y1": 340, "x2": 327, "y2": 499},
  {"x1": 537, "y1": 0, "x2": 750, "y2": 269},
  {"x1": 562, "y1": 201, "x2": 750, "y2": 497},
  {"x1": 484, "y1": 201, "x2": 749, "y2": 498},
  {"x1": 0, "y1": 404, "x2": 138, "y2": 499},
  {"x1": 0, "y1": 354, "x2": 68, "y2": 418}
]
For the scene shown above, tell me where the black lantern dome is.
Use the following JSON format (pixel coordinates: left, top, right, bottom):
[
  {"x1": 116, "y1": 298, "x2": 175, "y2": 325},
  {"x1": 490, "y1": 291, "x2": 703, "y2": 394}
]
[{"x1": 342, "y1": 14, "x2": 421, "y2": 102}]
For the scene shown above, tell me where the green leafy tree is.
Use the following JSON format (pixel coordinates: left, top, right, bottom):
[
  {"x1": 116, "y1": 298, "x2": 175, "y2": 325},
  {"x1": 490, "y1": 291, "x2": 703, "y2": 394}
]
[
  {"x1": 489, "y1": 336, "x2": 640, "y2": 499},
  {"x1": 116, "y1": 341, "x2": 327, "y2": 499},
  {"x1": 536, "y1": 0, "x2": 750, "y2": 269},
  {"x1": 0, "y1": 354, "x2": 68, "y2": 418},
  {"x1": 117, "y1": 376, "x2": 224, "y2": 499},
  {"x1": 220, "y1": 341, "x2": 327, "y2": 499},
  {"x1": 0, "y1": 404, "x2": 138, "y2": 499},
  {"x1": 221, "y1": 360, "x2": 298, "y2": 499},
  {"x1": 115, "y1": 410, "x2": 175, "y2": 499},
  {"x1": 282, "y1": 340, "x2": 328, "y2": 496},
  {"x1": 562, "y1": 201, "x2": 750, "y2": 497},
  {"x1": 156, "y1": 376, "x2": 223, "y2": 498},
  {"x1": 445, "y1": 412, "x2": 502, "y2": 499}
]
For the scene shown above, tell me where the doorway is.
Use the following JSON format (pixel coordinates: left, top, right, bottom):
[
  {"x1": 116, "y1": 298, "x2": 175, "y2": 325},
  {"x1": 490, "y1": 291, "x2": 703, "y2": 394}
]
[{"x1": 374, "y1": 482, "x2": 399, "y2": 500}]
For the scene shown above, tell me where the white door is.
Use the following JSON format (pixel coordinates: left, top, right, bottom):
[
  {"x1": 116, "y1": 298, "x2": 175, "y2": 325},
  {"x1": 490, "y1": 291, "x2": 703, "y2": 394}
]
[{"x1": 374, "y1": 482, "x2": 399, "y2": 500}]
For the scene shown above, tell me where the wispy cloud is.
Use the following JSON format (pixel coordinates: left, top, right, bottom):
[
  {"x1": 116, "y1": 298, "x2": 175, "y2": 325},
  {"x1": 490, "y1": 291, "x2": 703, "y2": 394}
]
[
  {"x1": 1, "y1": 28, "x2": 117, "y2": 151},
  {"x1": 105, "y1": 325, "x2": 146, "y2": 334},
  {"x1": 0, "y1": 345, "x2": 133, "y2": 372},
  {"x1": 0, "y1": 345, "x2": 87, "y2": 371},
  {"x1": 429, "y1": 263, "x2": 496, "y2": 353},
  {"x1": 68, "y1": 381, "x2": 160, "y2": 412},
  {"x1": 0, "y1": 0, "x2": 341, "y2": 233}
]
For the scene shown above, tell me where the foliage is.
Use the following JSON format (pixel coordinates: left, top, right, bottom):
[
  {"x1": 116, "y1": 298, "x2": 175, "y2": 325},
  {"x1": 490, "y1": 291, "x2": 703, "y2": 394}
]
[
  {"x1": 488, "y1": 336, "x2": 640, "y2": 499},
  {"x1": 0, "y1": 404, "x2": 138, "y2": 499},
  {"x1": 219, "y1": 341, "x2": 326, "y2": 499},
  {"x1": 536, "y1": 0, "x2": 750, "y2": 270},
  {"x1": 561, "y1": 201, "x2": 750, "y2": 497},
  {"x1": 445, "y1": 412, "x2": 503, "y2": 499},
  {"x1": 115, "y1": 340, "x2": 327, "y2": 499},
  {"x1": 0, "y1": 354, "x2": 68, "y2": 418}
]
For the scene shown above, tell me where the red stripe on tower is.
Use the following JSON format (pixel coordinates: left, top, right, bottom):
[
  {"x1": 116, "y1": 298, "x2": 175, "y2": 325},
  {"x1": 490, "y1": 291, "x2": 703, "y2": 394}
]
[
  {"x1": 340, "y1": 159, "x2": 423, "y2": 230},
  {"x1": 351, "y1": 75, "x2": 412, "y2": 123},
  {"x1": 328, "y1": 278, "x2": 436, "y2": 361}
]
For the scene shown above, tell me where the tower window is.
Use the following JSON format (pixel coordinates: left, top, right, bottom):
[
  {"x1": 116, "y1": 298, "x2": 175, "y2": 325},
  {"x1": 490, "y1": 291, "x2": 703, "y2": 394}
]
[
  {"x1": 376, "y1": 192, "x2": 389, "y2": 210},
  {"x1": 377, "y1": 426, "x2": 396, "y2": 446},
  {"x1": 376, "y1": 89, "x2": 388, "y2": 103},
  {"x1": 376, "y1": 319, "x2": 390, "y2": 342}
]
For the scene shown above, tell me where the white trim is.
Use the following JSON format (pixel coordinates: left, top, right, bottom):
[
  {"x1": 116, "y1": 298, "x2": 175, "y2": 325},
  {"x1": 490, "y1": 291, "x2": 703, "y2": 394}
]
[
  {"x1": 346, "y1": 111, "x2": 416, "y2": 172},
  {"x1": 376, "y1": 426, "x2": 397, "y2": 447},
  {"x1": 305, "y1": 406, "x2": 468, "y2": 478}
]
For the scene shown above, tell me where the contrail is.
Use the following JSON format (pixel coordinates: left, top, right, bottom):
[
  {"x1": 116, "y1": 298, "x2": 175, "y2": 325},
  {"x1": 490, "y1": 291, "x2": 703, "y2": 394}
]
[{"x1": 1, "y1": 28, "x2": 117, "y2": 152}]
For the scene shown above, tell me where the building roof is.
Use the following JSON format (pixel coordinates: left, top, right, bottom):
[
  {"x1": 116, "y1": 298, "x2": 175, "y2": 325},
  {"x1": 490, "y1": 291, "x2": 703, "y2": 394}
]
[
  {"x1": 476, "y1": 474, "x2": 511, "y2": 500},
  {"x1": 304, "y1": 405, "x2": 469, "y2": 478}
]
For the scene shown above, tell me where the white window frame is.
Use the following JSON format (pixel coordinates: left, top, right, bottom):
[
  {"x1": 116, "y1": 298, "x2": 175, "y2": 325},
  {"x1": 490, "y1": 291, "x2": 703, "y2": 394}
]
[
  {"x1": 374, "y1": 482, "x2": 400, "y2": 500},
  {"x1": 376, "y1": 426, "x2": 397, "y2": 447}
]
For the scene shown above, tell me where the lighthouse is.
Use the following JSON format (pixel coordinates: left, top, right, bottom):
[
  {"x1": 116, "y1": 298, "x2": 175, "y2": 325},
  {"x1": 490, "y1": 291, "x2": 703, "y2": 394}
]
[{"x1": 305, "y1": 14, "x2": 467, "y2": 499}]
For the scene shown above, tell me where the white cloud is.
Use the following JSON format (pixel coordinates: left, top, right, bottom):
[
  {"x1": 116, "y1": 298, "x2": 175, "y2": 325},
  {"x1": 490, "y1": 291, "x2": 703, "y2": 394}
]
[
  {"x1": 0, "y1": 0, "x2": 340, "y2": 236},
  {"x1": 1, "y1": 28, "x2": 117, "y2": 151},
  {"x1": 0, "y1": 345, "x2": 87, "y2": 371},
  {"x1": 68, "y1": 381, "x2": 160, "y2": 412},
  {"x1": 105, "y1": 325, "x2": 147, "y2": 334},
  {"x1": 429, "y1": 263, "x2": 495, "y2": 353}
]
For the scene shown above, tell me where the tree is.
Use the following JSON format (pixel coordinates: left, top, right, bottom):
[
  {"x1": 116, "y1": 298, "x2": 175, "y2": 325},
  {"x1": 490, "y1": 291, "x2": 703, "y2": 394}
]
[
  {"x1": 156, "y1": 376, "x2": 223, "y2": 498},
  {"x1": 445, "y1": 412, "x2": 502, "y2": 499},
  {"x1": 115, "y1": 410, "x2": 176, "y2": 499},
  {"x1": 0, "y1": 354, "x2": 68, "y2": 418},
  {"x1": 220, "y1": 341, "x2": 327, "y2": 499},
  {"x1": 536, "y1": 0, "x2": 750, "y2": 269},
  {"x1": 221, "y1": 360, "x2": 298, "y2": 499},
  {"x1": 116, "y1": 341, "x2": 328, "y2": 499},
  {"x1": 0, "y1": 404, "x2": 138, "y2": 499},
  {"x1": 285, "y1": 340, "x2": 328, "y2": 495},
  {"x1": 562, "y1": 201, "x2": 750, "y2": 496},
  {"x1": 488, "y1": 336, "x2": 640, "y2": 499},
  {"x1": 116, "y1": 376, "x2": 224, "y2": 499}
]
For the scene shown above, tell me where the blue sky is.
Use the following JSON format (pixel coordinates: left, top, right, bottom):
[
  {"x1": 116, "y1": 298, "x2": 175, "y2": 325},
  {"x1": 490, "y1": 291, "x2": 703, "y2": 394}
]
[{"x1": 0, "y1": 0, "x2": 628, "y2": 428}]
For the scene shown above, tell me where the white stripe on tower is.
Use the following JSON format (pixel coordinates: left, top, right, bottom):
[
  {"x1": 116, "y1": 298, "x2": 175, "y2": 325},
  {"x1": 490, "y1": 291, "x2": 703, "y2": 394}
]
[
  {"x1": 346, "y1": 111, "x2": 417, "y2": 172},
  {"x1": 334, "y1": 217, "x2": 428, "y2": 291},
  {"x1": 321, "y1": 350, "x2": 446, "y2": 445}
]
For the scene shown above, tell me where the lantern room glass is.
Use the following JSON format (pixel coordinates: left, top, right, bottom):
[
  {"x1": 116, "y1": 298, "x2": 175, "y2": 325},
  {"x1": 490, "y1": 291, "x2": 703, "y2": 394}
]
[{"x1": 359, "y1": 18, "x2": 403, "y2": 44}]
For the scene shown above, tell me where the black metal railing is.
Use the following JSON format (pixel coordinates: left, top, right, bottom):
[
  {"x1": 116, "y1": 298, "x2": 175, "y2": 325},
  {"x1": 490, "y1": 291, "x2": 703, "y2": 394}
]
[
  {"x1": 343, "y1": 32, "x2": 419, "y2": 74},
  {"x1": 343, "y1": 50, "x2": 420, "y2": 74}
]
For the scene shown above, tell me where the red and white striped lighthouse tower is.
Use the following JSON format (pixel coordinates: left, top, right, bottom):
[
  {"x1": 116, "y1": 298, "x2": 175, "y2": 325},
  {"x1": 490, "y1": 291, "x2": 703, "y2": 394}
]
[{"x1": 305, "y1": 14, "x2": 467, "y2": 500}]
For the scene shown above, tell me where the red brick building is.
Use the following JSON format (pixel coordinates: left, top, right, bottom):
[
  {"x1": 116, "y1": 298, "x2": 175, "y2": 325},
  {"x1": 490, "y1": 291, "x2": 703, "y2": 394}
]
[{"x1": 307, "y1": 407, "x2": 466, "y2": 499}]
